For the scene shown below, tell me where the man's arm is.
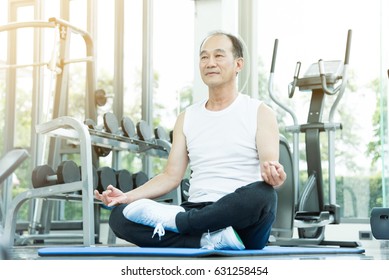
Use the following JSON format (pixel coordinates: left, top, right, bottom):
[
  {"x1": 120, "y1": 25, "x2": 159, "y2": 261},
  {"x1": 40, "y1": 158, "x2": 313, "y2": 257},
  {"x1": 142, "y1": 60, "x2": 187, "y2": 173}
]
[
  {"x1": 95, "y1": 112, "x2": 189, "y2": 206},
  {"x1": 256, "y1": 103, "x2": 287, "y2": 187},
  {"x1": 124, "y1": 112, "x2": 189, "y2": 203}
]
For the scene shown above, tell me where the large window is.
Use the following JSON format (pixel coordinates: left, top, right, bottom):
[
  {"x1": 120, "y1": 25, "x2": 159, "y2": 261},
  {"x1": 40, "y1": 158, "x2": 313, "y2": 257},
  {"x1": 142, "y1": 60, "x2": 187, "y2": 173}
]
[
  {"x1": 152, "y1": 0, "x2": 194, "y2": 129},
  {"x1": 150, "y1": 0, "x2": 194, "y2": 175},
  {"x1": 257, "y1": 0, "x2": 389, "y2": 219}
]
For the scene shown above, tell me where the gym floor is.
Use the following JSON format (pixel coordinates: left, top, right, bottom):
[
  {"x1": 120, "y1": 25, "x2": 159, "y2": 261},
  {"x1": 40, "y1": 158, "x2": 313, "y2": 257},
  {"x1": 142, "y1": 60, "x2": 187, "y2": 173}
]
[{"x1": 4, "y1": 223, "x2": 389, "y2": 260}]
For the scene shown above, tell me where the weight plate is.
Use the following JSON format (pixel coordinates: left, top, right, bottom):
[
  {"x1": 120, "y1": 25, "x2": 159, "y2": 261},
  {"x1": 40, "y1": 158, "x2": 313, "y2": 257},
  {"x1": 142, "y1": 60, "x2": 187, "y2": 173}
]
[
  {"x1": 31, "y1": 164, "x2": 56, "y2": 188},
  {"x1": 57, "y1": 160, "x2": 81, "y2": 184},
  {"x1": 95, "y1": 89, "x2": 107, "y2": 107},
  {"x1": 121, "y1": 116, "x2": 137, "y2": 138},
  {"x1": 84, "y1": 119, "x2": 97, "y2": 129},
  {"x1": 133, "y1": 171, "x2": 148, "y2": 188},
  {"x1": 94, "y1": 146, "x2": 111, "y2": 157},
  {"x1": 116, "y1": 169, "x2": 133, "y2": 192},
  {"x1": 97, "y1": 167, "x2": 117, "y2": 192},
  {"x1": 169, "y1": 130, "x2": 173, "y2": 143},
  {"x1": 103, "y1": 112, "x2": 120, "y2": 134},
  {"x1": 180, "y1": 178, "x2": 190, "y2": 202},
  {"x1": 154, "y1": 126, "x2": 170, "y2": 142},
  {"x1": 136, "y1": 120, "x2": 152, "y2": 141}
]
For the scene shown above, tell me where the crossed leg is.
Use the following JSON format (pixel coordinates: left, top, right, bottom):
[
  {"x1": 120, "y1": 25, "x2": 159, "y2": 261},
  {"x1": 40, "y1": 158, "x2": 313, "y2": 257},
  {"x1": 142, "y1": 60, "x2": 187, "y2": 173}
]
[{"x1": 109, "y1": 181, "x2": 277, "y2": 249}]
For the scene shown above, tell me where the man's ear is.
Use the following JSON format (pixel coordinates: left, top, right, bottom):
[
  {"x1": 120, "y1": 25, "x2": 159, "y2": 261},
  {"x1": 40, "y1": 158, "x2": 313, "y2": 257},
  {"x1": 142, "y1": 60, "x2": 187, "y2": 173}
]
[{"x1": 236, "y1": 57, "x2": 244, "y2": 74}]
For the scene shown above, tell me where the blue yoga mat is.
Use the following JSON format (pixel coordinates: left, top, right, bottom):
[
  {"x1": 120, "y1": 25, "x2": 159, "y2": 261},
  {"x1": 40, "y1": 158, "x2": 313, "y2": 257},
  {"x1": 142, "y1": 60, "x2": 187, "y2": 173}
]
[{"x1": 38, "y1": 246, "x2": 365, "y2": 257}]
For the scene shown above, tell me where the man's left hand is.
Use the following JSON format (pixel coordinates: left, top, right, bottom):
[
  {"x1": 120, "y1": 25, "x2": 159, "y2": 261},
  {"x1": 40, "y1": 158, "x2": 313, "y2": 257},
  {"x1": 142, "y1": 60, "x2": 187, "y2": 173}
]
[{"x1": 261, "y1": 161, "x2": 287, "y2": 188}]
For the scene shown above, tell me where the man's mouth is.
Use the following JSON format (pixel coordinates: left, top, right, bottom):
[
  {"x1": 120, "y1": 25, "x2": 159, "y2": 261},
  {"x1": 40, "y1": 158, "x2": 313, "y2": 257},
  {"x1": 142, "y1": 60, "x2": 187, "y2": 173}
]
[{"x1": 206, "y1": 71, "x2": 219, "y2": 76}]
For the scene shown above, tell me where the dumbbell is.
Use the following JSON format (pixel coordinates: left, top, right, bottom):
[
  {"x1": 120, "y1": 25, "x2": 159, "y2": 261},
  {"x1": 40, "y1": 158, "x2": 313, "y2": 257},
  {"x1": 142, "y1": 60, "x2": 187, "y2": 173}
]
[
  {"x1": 136, "y1": 120, "x2": 172, "y2": 153},
  {"x1": 85, "y1": 112, "x2": 129, "y2": 156},
  {"x1": 103, "y1": 113, "x2": 162, "y2": 142},
  {"x1": 104, "y1": 112, "x2": 142, "y2": 143},
  {"x1": 136, "y1": 120, "x2": 170, "y2": 144},
  {"x1": 180, "y1": 178, "x2": 190, "y2": 202},
  {"x1": 84, "y1": 118, "x2": 112, "y2": 157},
  {"x1": 32, "y1": 160, "x2": 81, "y2": 188},
  {"x1": 94, "y1": 168, "x2": 134, "y2": 192},
  {"x1": 103, "y1": 112, "x2": 122, "y2": 135},
  {"x1": 121, "y1": 116, "x2": 138, "y2": 139},
  {"x1": 136, "y1": 120, "x2": 154, "y2": 142},
  {"x1": 84, "y1": 112, "x2": 120, "y2": 134},
  {"x1": 104, "y1": 112, "x2": 141, "y2": 138},
  {"x1": 116, "y1": 169, "x2": 134, "y2": 192},
  {"x1": 132, "y1": 171, "x2": 149, "y2": 188},
  {"x1": 95, "y1": 89, "x2": 107, "y2": 107},
  {"x1": 84, "y1": 118, "x2": 101, "y2": 130},
  {"x1": 169, "y1": 130, "x2": 173, "y2": 143},
  {"x1": 154, "y1": 126, "x2": 171, "y2": 143},
  {"x1": 96, "y1": 166, "x2": 117, "y2": 193}
]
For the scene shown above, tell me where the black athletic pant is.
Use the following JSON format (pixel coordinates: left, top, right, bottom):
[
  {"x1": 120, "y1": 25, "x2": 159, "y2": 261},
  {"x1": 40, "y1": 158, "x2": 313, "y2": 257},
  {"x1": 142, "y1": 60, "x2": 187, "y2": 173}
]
[{"x1": 109, "y1": 181, "x2": 277, "y2": 249}]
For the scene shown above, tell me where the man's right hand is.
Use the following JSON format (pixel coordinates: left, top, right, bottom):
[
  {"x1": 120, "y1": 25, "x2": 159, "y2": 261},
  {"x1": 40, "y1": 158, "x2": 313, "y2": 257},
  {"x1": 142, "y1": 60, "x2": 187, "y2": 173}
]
[{"x1": 94, "y1": 185, "x2": 128, "y2": 207}]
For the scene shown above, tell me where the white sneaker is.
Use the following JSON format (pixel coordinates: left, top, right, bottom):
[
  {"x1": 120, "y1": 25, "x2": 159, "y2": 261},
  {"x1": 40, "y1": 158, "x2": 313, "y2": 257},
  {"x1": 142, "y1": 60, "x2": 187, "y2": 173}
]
[
  {"x1": 201, "y1": 226, "x2": 245, "y2": 250},
  {"x1": 122, "y1": 199, "x2": 185, "y2": 237}
]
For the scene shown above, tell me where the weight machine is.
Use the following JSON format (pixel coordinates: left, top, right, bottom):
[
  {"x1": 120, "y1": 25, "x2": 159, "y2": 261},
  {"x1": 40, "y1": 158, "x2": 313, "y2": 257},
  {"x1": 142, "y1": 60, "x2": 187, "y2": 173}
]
[
  {"x1": 0, "y1": 18, "x2": 98, "y2": 245},
  {"x1": 269, "y1": 30, "x2": 359, "y2": 247}
]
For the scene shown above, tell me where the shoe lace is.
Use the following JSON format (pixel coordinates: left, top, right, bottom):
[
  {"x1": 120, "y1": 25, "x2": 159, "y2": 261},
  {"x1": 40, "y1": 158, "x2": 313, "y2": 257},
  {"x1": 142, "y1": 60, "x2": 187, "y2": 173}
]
[
  {"x1": 201, "y1": 230, "x2": 215, "y2": 250},
  {"x1": 152, "y1": 223, "x2": 165, "y2": 240}
]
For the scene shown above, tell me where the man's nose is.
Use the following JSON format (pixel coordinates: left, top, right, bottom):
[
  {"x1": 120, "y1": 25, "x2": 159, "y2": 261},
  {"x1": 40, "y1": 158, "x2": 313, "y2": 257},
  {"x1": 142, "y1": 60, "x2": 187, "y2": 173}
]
[{"x1": 206, "y1": 56, "x2": 217, "y2": 67}]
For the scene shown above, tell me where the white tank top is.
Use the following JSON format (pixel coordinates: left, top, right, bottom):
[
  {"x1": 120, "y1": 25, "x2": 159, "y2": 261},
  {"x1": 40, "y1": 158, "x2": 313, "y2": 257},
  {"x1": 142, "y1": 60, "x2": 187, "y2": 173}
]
[{"x1": 183, "y1": 93, "x2": 263, "y2": 202}]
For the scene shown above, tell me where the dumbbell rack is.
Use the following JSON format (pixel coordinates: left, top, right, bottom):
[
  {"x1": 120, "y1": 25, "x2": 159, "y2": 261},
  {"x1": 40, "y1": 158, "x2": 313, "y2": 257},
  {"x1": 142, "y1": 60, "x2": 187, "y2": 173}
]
[
  {"x1": 2, "y1": 116, "x2": 180, "y2": 248},
  {"x1": 87, "y1": 124, "x2": 171, "y2": 158}
]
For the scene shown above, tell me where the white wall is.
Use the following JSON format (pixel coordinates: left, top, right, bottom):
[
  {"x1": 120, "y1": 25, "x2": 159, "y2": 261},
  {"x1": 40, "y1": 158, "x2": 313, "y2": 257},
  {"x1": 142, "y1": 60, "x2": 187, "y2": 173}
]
[{"x1": 192, "y1": 0, "x2": 238, "y2": 103}]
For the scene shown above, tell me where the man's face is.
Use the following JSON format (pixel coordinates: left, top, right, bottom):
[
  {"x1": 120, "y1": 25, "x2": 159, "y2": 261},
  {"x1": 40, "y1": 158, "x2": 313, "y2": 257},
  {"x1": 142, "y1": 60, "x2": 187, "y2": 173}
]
[{"x1": 199, "y1": 34, "x2": 243, "y2": 89}]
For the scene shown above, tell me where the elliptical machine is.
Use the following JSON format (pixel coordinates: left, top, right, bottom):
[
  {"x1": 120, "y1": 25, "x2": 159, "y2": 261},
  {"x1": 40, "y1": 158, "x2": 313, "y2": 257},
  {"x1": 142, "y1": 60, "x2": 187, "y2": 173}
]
[{"x1": 269, "y1": 30, "x2": 359, "y2": 247}]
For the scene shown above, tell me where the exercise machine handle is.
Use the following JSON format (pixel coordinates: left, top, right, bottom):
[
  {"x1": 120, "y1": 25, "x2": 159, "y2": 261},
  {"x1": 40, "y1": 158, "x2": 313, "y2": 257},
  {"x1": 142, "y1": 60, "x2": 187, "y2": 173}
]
[
  {"x1": 328, "y1": 29, "x2": 352, "y2": 122},
  {"x1": 270, "y1": 39, "x2": 278, "y2": 74},
  {"x1": 319, "y1": 29, "x2": 352, "y2": 96},
  {"x1": 344, "y1": 29, "x2": 352, "y2": 65},
  {"x1": 318, "y1": 59, "x2": 340, "y2": 95},
  {"x1": 288, "y1": 62, "x2": 301, "y2": 98},
  {"x1": 268, "y1": 39, "x2": 299, "y2": 126}
]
